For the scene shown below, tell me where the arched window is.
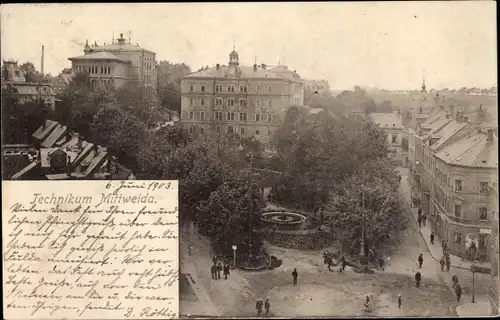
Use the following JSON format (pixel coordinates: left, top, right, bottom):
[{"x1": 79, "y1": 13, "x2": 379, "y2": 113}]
[
  {"x1": 228, "y1": 126, "x2": 234, "y2": 134},
  {"x1": 201, "y1": 98, "x2": 205, "y2": 106},
  {"x1": 201, "y1": 85, "x2": 205, "y2": 92},
  {"x1": 190, "y1": 85, "x2": 194, "y2": 92},
  {"x1": 240, "y1": 128, "x2": 245, "y2": 135}
]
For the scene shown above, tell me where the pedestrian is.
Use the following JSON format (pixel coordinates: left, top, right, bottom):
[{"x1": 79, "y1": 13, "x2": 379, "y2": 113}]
[
  {"x1": 340, "y1": 255, "x2": 347, "y2": 272},
  {"x1": 211, "y1": 264, "x2": 216, "y2": 280},
  {"x1": 256, "y1": 298, "x2": 263, "y2": 316},
  {"x1": 430, "y1": 232, "x2": 435, "y2": 245},
  {"x1": 223, "y1": 263, "x2": 230, "y2": 280},
  {"x1": 212, "y1": 255, "x2": 217, "y2": 265},
  {"x1": 417, "y1": 216, "x2": 422, "y2": 228},
  {"x1": 398, "y1": 293, "x2": 402, "y2": 309},
  {"x1": 440, "y1": 256, "x2": 445, "y2": 272},
  {"x1": 364, "y1": 296, "x2": 372, "y2": 312},
  {"x1": 399, "y1": 175, "x2": 402, "y2": 183},
  {"x1": 452, "y1": 275, "x2": 459, "y2": 288},
  {"x1": 418, "y1": 207, "x2": 422, "y2": 219},
  {"x1": 216, "y1": 262, "x2": 222, "y2": 280},
  {"x1": 455, "y1": 284, "x2": 462, "y2": 302},
  {"x1": 415, "y1": 271, "x2": 422, "y2": 288},
  {"x1": 327, "y1": 256, "x2": 332, "y2": 271},
  {"x1": 378, "y1": 258, "x2": 384, "y2": 271},
  {"x1": 264, "y1": 298, "x2": 270, "y2": 316},
  {"x1": 323, "y1": 251, "x2": 329, "y2": 265},
  {"x1": 292, "y1": 268, "x2": 298, "y2": 285},
  {"x1": 446, "y1": 257, "x2": 451, "y2": 272},
  {"x1": 422, "y1": 214, "x2": 427, "y2": 226},
  {"x1": 418, "y1": 253, "x2": 424, "y2": 268}
]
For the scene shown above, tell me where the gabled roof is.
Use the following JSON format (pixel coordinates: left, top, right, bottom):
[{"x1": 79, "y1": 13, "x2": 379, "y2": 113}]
[
  {"x1": 184, "y1": 65, "x2": 288, "y2": 81},
  {"x1": 435, "y1": 131, "x2": 498, "y2": 168},
  {"x1": 268, "y1": 66, "x2": 303, "y2": 82},
  {"x1": 90, "y1": 42, "x2": 154, "y2": 54},
  {"x1": 370, "y1": 112, "x2": 403, "y2": 129},
  {"x1": 68, "y1": 51, "x2": 131, "y2": 63},
  {"x1": 426, "y1": 119, "x2": 472, "y2": 151}
]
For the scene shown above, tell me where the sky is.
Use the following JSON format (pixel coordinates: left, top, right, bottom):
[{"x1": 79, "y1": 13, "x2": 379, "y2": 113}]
[{"x1": 1, "y1": 2, "x2": 497, "y2": 90}]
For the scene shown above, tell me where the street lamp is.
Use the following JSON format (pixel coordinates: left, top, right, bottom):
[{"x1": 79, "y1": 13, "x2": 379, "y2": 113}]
[
  {"x1": 471, "y1": 262, "x2": 476, "y2": 303},
  {"x1": 232, "y1": 245, "x2": 237, "y2": 269}
]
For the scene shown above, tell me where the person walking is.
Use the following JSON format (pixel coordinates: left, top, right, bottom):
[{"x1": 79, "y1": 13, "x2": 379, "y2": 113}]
[
  {"x1": 212, "y1": 255, "x2": 218, "y2": 265},
  {"x1": 256, "y1": 298, "x2": 263, "y2": 316},
  {"x1": 418, "y1": 253, "x2": 424, "y2": 268},
  {"x1": 418, "y1": 207, "x2": 422, "y2": 220},
  {"x1": 422, "y1": 213, "x2": 427, "y2": 226},
  {"x1": 417, "y1": 215, "x2": 422, "y2": 228},
  {"x1": 440, "y1": 256, "x2": 445, "y2": 272},
  {"x1": 216, "y1": 263, "x2": 222, "y2": 280},
  {"x1": 446, "y1": 257, "x2": 451, "y2": 272},
  {"x1": 292, "y1": 268, "x2": 298, "y2": 285},
  {"x1": 223, "y1": 263, "x2": 230, "y2": 280},
  {"x1": 455, "y1": 284, "x2": 462, "y2": 302},
  {"x1": 415, "y1": 271, "x2": 422, "y2": 288},
  {"x1": 398, "y1": 293, "x2": 402, "y2": 309},
  {"x1": 327, "y1": 256, "x2": 332, "y2": 271},
  {"x1": 430, "y1": 232, "x2": 435, "y2": 245},
  {"x1": 452, "y1": 275, "x2": 459, "y2": 288},
  {"x1": 211, "y1": 264, "x2": 217, "y2": 280},
  {"x1": 264, "y1": 298, "x2": 270, "y2": 316}
]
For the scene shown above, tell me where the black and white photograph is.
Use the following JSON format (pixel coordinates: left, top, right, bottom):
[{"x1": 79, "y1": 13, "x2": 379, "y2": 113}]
[{"x1": 1, "y1": 2, "x2": 498, "y2": 318}]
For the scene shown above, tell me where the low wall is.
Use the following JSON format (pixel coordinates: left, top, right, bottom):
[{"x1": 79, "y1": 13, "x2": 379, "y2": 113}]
[{"x1": 258, "y1": 229, "x2": 336, "y2": 250}]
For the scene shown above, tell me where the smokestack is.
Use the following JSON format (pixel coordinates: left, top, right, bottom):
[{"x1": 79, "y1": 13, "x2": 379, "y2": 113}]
[{"x1": 41, "y1": 45, "x2": 45, "y2": 75}]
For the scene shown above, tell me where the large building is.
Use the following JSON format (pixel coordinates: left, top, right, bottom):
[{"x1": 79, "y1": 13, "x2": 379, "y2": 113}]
[
  {"x1": 180, "y1": 48, "x2": 305, "y2": 140},
  {"x1": 68, "y1": 33, "x2": 157, "y2": 92},
  {"x1": 369, "y1": 111, "x2": 404, "y2": 165},
  {"x1": 305, "y1": 79, "x2": 330, "y2": 95},
  {"x1": 1, "y1": 60, "x2": 56, "y2": 110},
  {"x1": 408, "y1": 105, "x2": 498, "y2": 261},
  {"x1": 489, "y1": 179, "x2": 499, "y2": 315}
]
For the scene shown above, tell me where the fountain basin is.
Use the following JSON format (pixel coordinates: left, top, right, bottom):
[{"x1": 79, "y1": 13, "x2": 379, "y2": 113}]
[{"x1": 261, "y1": 211, "x2": 307, "y2": 230}]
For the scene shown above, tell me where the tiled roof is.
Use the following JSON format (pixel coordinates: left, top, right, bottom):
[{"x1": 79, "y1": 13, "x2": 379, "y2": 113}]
[
  {"x1": 32, "y1": 120, "x2": 58, "y2": 141},
  {"x1": 68, "y1": 51, "x2": 131, "y2": 63},
  {"x1": 41, "y1": 124, "x2": 67, "y2": 148},
  {"x1": 90, "y1": 42, "x2": 153, "y2": 53},
  {"x1": 370, "y1": 112, "x2": 403, "y2": 129},
  {"x1": 435, "y1": 131, "x2": 498, "y2": 168},
  {"x1": 184, "y1": 65, "x2": 288, "y2": 80},
  {"x1": 268, "y1": 66, "x2": 302, "y2": 82},
  {"x1": 426, "y1": 119, "x2": 470, "y2": 151}
]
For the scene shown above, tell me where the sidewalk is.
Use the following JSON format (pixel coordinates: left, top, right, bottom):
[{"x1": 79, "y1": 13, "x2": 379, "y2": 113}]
[{"x1": 400, "y1": 174, "x2": 491, "y2": 271}]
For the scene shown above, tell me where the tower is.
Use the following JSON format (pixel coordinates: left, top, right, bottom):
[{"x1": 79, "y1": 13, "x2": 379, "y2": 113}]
[{"x1": 229, "y1": 45, "x2": 239, "y2": 66}]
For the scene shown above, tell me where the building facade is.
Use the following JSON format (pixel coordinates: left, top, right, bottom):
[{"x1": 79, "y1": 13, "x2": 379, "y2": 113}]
[
  {"x1": 369, "y1": 112, "x2": 404, "y2": 165},
  {"x1": 1, "y1": 60, "x2": 56, "y2": 110},
  {"x1": 489, "y1": 180, "x2": 499, "y2": 315},
  {"x1": 409, "y1": 105, "x2": 498, "y2": 261},
  {"x1": 180, "y1": 48, "x2": 305, "y2": 140},
  {"x1": 68, "y1": 33, "x2": 157, "y2": 92},
  {"x1": 305, "y1": 79, "x2": 330, "y2": 95}
]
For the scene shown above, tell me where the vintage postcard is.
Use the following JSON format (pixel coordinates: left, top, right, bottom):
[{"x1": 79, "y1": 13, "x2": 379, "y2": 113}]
[{"x1": 1, "y1": 2, "x2": 498, "y2": 319}]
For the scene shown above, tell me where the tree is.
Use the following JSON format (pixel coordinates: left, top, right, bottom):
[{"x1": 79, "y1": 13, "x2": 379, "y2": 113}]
[
  {"x1": 157, "y1": 61, "x2": 191, "y2": 114},
  {"x1": 20, "y1": 61, "x2": 43, "y2": 83}
]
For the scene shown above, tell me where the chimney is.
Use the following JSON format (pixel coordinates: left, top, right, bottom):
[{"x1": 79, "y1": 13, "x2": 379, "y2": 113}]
[
  {"x1": 449, "y1": 105, "x2": 455, "y2": 117},
  {"x1": 93, "y1": 144, "x2": 99, "y2": 155},
  {"x1": 445, "y1": 113, "x2": 450, "y2": 119},
  {"x1": 487, "y1": 129, "x2": 494, "y2": 141},
  {"x1": 253, "y1": 64, "x2": 257, "y2": 71},
  {"x1": 261, "y1": 63, "x2": 266, "y2": 69},
  {"x1": 216, "y1": 63, "x2": 220, "y2": 70},
  {"x1": 456, "y1": 111, "x2": 461, "y2": 123},
  {"x1": 41, "y1": 45, "x2": 45, "y2": 75}
]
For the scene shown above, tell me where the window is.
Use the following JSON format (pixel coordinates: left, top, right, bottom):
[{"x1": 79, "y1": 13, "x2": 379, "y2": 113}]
[
  {"x1": 256, "y1": 130, "x2": 260, "y2": 136},
  {"x1": 227, "y1": 112, "x2": 235, "y2": 121},
  {"x1": 455, "y1": 179, "x2": 462, "y2": 192},
  {"x1": 227, "y1": 126, "x2": 234, "y2": 134},
  {"x1": 267, "y1": 99, "x2": 272, "y2": 108},
  {"x1": 215, "y1": 111, "x2": 223, "y2": 121},
  {"x1": 454, "y1": 204, "x2": 461, "y2": 217},
  {"x1": 392, "y1": 135, "x2": 397, "y2": 144},
  {"x1": 267, "y1": 130, "x2": 272, "y2": 136},
  {"x1": 239, "y1": 85, "x2": 247, "y2": 93},
  {"x1": 189, "y1": 127, "x2": 193, "y2": 134},
  {"x1": 453, "y1": 232, "x2": 462, "y2": 244},
  {"x1": 200, "y1": 127, "x2": 205, "y2": 134},
  {"x1": 227, "y1": 98, "x2": 235, "y2": 107},
  {"x1": 201, "y1": 98, "x2": 205, "y2": 106},
  {"x1": 239, "y1": 99, "x2": 247, "y2": 107},
  {"x1": 267, "y1": 113, "x2": 272, "y2": 122},
  {"x1": 228, "y1": 85, "x2": 235, "y2": 92},
  {"x1": 201, "y1": 85, "x2": 205, "y2": 92},
  {"x1": 255, "y1": 113, "x2": 261, "y2": 122},
  {"x1": 239, "y1": 113, "x2": 247, "y2": 121},
  {"x1": 189, "y1": 111, "x2": 194, "y2": 120},
  {"x1": 479, "y1": 235, "x2": 486, "y2": 249},
  {"x1": 190, "y1": 85, "x2": 194, "y2": 92},
  {"x1": 215, "y1": 97, "x2": 223, "y2": 106},
  {"x1": 268, "y1": 85, "x2": 272, "y2": 93},
  {"x1": 480, "y1": 182, "x2": 489, "y2": 193},
  {"x1": 240, "y1": 128, "x2": 245, "y2": 135},
  {"x1": 256, "y1": 99, "x2": 261, "y2": 106},
  {"x1": 190, "y1": 98, "x2": 193, "y2": 105},
  {"x1": 199, "y1": 111, "x2": 205, "y2": 121},
  {"x1": 256, "y1": 85, "x2": 261, "y2": 93},
  {"x1": 216, "y1": 84, "x2": 223, "y2": 92},
  {"x1": 479, "y1": 207, "x2": 488, "y2": 221}
]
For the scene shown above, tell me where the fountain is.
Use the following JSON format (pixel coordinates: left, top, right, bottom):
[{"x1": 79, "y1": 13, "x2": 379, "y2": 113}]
[{"x1": 261, "y1": 210, "x2": 307, "y2": 230}]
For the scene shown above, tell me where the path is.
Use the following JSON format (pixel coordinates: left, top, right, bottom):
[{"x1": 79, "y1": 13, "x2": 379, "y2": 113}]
[{"x1": 398, "y1": 168, "x2": 492, "y2": 316}]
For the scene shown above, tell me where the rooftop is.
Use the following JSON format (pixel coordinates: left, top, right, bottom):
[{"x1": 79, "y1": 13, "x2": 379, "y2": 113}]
[
  {"x1": 370, "y1": 112, "x2": 403, "y2": 129},
  {"x1": 184, "y1": 65, "x2": 287, "y2": 80},
  {"x1": 68, "y1": 51, "x2": 131, "y2": 63},
  {"x1": 425, "y1": 119, "x2": 470, "y2": 151},
  {"x1": 435, "y1": 130, "x2": 498, "y2": 168}
]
